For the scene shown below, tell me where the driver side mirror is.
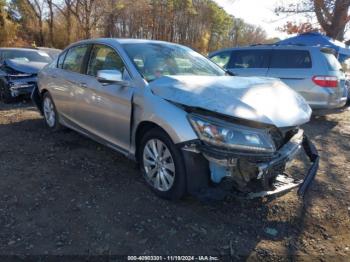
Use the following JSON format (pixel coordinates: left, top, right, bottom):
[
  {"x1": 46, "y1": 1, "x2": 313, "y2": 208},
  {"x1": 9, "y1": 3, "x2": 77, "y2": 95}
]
[{"x1": 97, "y1": 69, "x2": 129, "y2": 86}]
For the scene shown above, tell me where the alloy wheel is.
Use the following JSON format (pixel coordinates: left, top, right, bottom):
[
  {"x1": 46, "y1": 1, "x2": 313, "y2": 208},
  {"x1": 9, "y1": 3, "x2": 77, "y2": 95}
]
[
  {"x1": 43, "y1": 96, "x2": 56, "y2": 128},
  {"x1": 143, "y1": 139, "x2": 176, "y2": 192}
]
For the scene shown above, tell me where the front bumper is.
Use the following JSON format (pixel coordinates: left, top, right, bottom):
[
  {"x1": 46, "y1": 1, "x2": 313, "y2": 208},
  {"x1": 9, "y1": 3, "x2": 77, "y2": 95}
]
[
  {"x1": 8, "y1": 77, "x2": 37, "y2": 97},
  {"x1": 182, "y1": 129, "x2": 319, "y2": 199},
  {"x1": 247, "y1": 131, "x2": 319, "y2": 198}
]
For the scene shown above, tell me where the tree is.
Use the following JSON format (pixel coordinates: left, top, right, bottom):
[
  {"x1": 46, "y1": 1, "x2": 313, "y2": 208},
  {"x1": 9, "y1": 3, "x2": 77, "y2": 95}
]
[
  {"x1": 278, "y1": 21, "x2": 322, "y2": 35},
  {"x1": 276, "y1": 0, "x2": 350, "y2": 41},
  {"x1": 0, "y1": 0, "x2": 18, "y2": 46},
  {"x1": 4, "y1": 0, "x2": 269, "y2": 52},
  {"x1": 52, "y1": 0, "x2": 75, "y2": 45},
  {"x1": 46, "y1": 0, "x2": 54, "y2": 46},
  {"x1": 25, "y1": 0, "x2": 45, "y2": 45}
]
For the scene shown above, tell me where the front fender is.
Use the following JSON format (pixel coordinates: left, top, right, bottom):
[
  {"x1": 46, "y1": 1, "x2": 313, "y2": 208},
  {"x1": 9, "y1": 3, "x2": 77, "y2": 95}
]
[{"x1": 130, "y1": 89, "x2": 198, "y2": 155}]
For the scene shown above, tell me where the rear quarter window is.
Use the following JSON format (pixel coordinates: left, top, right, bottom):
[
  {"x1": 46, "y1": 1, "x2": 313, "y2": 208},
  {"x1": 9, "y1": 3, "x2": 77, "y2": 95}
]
[
  {"x1": 270, "y1": 50, "x2": 312, "y2": 69},
  {"x1": 229, "y1": 50, "x2": 269, "y2": 69},
  {"x1": 322, "y1": 52, "x2": 342, "y2": 71}
]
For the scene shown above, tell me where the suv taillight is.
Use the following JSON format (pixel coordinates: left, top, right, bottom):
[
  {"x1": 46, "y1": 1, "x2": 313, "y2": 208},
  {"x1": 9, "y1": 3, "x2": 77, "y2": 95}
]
[{"x1": 312, "y1": 76, "x2": 338, "y2": 88}]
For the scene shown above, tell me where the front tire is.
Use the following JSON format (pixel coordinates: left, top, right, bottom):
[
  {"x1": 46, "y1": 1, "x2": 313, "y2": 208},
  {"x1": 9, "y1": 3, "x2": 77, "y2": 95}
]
[
  {"x1": 42, "y1": 92, "x2": 61, "y2": 131},
  {"x1": 139, "y1": 128, "x2": 187, "y2": 200}
]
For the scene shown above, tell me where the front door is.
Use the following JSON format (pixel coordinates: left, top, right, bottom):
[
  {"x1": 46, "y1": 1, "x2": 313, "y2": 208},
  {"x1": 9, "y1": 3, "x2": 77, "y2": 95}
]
[{"x1": 73, "y1": 44, "x2": 134, "y2": 152}]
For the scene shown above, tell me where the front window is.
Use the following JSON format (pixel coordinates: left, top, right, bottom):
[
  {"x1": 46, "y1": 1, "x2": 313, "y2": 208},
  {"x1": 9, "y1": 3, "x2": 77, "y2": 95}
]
[
  {"x1": 87, "y1": 45, "x2": 125, "y2": 76},
  {"x1": 122, "y1": 43, "x2": 225, "y2": 82},
  {"x1": 62, "y1": 45, "x2": 89, "y2": 74},
  {"x1": 210, "y1": 51, "x2": 232, "y2": 68},
  {"x1": 230, "y1": 50, "x2": 270, "y2": 69}
]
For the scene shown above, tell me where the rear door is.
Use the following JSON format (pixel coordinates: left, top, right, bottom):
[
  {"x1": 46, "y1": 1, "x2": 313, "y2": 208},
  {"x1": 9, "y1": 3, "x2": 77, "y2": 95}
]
[
  {"x1": 51, "y1": 44, "x2": 90, "y2": 121},
  {"x1": 226, "y1": 49, "x2": 270, "y2": 76},
  {"x1": 266, "y1": 49, "x2": 315, "y2": 103}
]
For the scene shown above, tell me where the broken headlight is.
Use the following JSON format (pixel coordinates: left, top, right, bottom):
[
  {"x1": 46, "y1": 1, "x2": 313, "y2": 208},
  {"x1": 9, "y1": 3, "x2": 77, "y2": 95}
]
[{"x1": 188, "y1": 114, "x2": 276, "y2": 153}]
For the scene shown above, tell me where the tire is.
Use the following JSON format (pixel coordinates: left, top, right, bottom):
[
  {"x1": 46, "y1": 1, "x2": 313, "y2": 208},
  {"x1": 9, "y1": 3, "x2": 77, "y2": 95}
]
[
  {"x1": 0, "y1": 80, "x2": 15, "y2": 103},
  {"x1": 139, "y1": 128, "x2": 187, "y2": 200},
  {"x1": 42, "y1": 92, "x2": 61, "y2": 131}
]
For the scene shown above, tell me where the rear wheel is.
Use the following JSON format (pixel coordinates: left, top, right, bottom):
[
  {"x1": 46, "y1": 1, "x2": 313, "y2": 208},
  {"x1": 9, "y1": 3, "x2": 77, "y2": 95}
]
[
  {"x1": 139, "y1": 128, "x2": 187, "y2": 200},
  {"x1": 42, "y1": 92, "x2": 61, "y2": 131}
]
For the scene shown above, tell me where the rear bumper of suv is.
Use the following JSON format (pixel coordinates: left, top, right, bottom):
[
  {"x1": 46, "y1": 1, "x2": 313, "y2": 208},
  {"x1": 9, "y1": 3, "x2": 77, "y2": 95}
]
[{"x1": 312, "y1": 98, "x2": 348, "y2": 115}]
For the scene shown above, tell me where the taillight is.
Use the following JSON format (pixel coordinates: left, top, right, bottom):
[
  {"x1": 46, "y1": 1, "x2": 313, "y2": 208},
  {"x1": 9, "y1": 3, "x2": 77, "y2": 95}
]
[{"x1": 312, "y1": 76, "x2": 338, "y2": 88}]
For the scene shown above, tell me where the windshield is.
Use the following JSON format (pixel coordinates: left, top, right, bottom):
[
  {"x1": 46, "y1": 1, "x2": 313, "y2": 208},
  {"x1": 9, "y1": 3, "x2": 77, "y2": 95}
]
[
  {"x1": 2, "y1": 50, "x2": 52, "y2": 63},
  {"x1": 122, "y1": 43, "x2": 225, "y2": 81}
]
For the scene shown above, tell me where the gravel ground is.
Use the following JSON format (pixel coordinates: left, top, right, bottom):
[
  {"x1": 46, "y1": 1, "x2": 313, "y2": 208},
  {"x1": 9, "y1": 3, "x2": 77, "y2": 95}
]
[{"x1": 0, "y1": 100, "x2": 349, "y2": 261}]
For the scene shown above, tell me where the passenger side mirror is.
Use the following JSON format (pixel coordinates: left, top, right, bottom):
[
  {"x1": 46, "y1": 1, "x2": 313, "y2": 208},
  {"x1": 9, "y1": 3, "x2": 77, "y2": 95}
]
[{"x1": 97, "y1": 70, "x2": 129, "y2": 86}]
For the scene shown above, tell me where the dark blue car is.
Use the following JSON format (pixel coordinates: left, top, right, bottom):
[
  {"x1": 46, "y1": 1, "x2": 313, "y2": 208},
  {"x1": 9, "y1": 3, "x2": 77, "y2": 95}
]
[{"x1": 0, "y1": 48, "x2": 53, "y2": 103}]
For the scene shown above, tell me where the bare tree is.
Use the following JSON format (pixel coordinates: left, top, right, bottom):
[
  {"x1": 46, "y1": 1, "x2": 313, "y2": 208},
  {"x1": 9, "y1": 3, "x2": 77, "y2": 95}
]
[
  {"x1": 276, "y1": 0, "x2": 350, "y2": 40},
  {"x1": 25, "y1": 0, "x2": 45, "y2": 45},
  {"x1": 53, "y1": 0, "x2": 75, "y2": 45},
  {"x1": 71, "y1": 0, "x2": 104, "y2": 39}
]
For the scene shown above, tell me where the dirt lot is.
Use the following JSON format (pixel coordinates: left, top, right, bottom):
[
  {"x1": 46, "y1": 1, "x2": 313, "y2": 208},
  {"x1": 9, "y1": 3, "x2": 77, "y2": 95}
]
[{"x1": 0, "y1": 100, "x2": 349, "y2": 260}]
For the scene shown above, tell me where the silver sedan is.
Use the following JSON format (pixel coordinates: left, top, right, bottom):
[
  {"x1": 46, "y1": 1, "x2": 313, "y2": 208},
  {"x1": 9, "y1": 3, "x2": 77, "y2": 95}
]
[{"x1": 33, "y1": 38, "x2": 319, "y2": 200}]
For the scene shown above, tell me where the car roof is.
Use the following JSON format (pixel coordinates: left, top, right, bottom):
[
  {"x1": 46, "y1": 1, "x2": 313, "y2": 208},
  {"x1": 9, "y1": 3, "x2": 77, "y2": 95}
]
[{"x1": 67, "y1": 38, "x2": 182, "y2": 48}]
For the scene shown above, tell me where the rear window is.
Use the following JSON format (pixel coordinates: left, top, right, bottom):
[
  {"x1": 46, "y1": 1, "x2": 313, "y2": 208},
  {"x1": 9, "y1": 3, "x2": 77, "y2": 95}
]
[
  {"x1": 270, "y1": 50, "x2": 312, "y2": 69},
  {"x1": 322, "y1": 51, "x2": 342, "y2": 71},
  {"x1": 229, "y1": 50, "x2": 269, "y2": 68}
]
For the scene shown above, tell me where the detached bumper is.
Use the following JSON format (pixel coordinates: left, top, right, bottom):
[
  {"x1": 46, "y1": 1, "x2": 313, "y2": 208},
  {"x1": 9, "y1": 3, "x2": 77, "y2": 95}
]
[
  {"x1": 248, "y1": 131, "x2": 319, "y2": 198},
  {"x1": 182, "y1": 130, "x2": 320, "y2": 199}
]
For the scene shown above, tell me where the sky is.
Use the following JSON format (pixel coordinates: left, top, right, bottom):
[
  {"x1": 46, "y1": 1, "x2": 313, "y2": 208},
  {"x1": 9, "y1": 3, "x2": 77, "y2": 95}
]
[{"x1": 213, "y1": 0, "x2": 308, "y2": 39}]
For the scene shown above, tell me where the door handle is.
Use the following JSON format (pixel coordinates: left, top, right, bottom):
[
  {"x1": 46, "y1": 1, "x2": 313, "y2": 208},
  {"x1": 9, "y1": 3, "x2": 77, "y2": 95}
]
[{"x1": 79, "y1": 82, "x2": 88, "y2": 88}]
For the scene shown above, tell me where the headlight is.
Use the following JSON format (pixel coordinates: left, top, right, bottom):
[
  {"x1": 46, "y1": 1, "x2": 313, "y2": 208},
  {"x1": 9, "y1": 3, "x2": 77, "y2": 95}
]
[{"x1": 188, "y1": 114, "x2": 276, "y2": 153}]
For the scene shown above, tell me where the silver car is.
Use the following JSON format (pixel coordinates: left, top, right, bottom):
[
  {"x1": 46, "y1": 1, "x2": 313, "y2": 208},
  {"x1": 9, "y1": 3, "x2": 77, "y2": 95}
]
[
  {"x1": 209, "y1": 45, "x2": 348, "y2": 114},
  {"x1": 33, "y1": 38, "x2": 319, "y2": 200}
]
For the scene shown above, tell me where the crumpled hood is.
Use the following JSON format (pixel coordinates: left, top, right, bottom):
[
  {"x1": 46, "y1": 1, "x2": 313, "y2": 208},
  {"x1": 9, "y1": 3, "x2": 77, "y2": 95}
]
[
  {"x1": 4, "y1": 59, "x2": 47, "y2": 74},
  {"x1": 149, "y1": 75, "x2": 312, "y2": 127}
]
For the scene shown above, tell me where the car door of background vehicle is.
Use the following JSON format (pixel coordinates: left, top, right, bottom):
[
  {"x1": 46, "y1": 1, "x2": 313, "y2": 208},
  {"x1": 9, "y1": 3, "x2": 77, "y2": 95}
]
[
  {"x1": 51, "y1": 45, "x2": 90, "y2": 122},
  {"x1": 73, "y1": 44, "x2": 133, "y2": 152},
  {"x1": 226, "y1": 49, "x2": 270, "y2": 76},
  {"x1": 266, "y1": 49, "x2": 315, "y2": 102}
]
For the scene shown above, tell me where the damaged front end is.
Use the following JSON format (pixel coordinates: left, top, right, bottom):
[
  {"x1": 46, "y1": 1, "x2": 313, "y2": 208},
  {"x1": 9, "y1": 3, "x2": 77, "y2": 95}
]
[
  {"x1": 182, "y1": 113, "x2": 319, "y2": 199},
  {"x1": 1, "y1": 61, "x2": 38, "y2": 98}
]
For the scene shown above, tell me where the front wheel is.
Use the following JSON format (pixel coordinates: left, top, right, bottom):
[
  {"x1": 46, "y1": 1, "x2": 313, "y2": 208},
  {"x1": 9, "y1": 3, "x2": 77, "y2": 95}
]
[
  {"x1": 139, "y1": 128, "x2": 187, "y2": 200},
  {"x1": 42, "y1": 92, "x2": 61, "y2": 131}
]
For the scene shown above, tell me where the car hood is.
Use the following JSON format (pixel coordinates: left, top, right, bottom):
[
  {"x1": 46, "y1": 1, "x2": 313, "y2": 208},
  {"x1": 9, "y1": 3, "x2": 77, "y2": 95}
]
[
  {"x1": 4, "y1": 59, "x2": 47, "y2": 74},
  {"x1": 149, "y1": 75, "x2": 312, "y2": 127}
]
